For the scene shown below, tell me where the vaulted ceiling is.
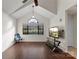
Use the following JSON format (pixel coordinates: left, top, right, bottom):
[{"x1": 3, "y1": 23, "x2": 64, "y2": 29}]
[
  {"x1": 3, "y1": 0, "x2": 57, "y2": 19},
  {"x1": 67, "y1": 5, "x2": 77, "y2": 15}
]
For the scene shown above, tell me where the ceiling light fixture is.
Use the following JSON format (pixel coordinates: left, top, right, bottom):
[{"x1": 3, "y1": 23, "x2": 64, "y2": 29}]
[{"x1": 28, "y1": 4, "x2": 38, "y2": 24}]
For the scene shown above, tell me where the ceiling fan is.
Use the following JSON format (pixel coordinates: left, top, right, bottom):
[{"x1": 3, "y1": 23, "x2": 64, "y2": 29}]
[{"x1": 22, "y1": 0, "x2": 38, "y2": 6}]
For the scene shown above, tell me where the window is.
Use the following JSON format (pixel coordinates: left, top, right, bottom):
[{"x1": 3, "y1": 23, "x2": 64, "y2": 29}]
[{"x1": 23, "y1": 18, "x2": 44, "y2": 35}]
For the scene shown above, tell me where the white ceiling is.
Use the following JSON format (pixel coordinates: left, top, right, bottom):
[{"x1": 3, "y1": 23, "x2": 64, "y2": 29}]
[
  {"x1": 3, "y1": 0, "x2": 57, "y2": 19},
  {"x1": 3, "y1": 0, "x2": 32, "y2": 14},
  {"x1": 11, "y1": 4, "x2": 55, "y2": 19},
  {"x1": 11, "y1": 4, "x2": 33, "y2": 19},
  {"x1": 67, "y1": 5, "x2": 77, "y2": 15},
  {"x1": 39, "y1": 0, "x2": 57, "y2": 14}
]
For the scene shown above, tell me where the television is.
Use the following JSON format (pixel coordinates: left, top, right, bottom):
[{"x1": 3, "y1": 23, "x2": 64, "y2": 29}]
[{"x1": 49, "y1": 27, "x2": 59, "y2": 38}]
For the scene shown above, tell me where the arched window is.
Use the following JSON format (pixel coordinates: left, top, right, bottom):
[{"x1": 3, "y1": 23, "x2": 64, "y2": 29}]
[
  {"x1": 23, "y1": 17, "x2": 44, "y2": 35},
  {"x1": 28, "y1": 16, "x2": 38, "y2": 24}
]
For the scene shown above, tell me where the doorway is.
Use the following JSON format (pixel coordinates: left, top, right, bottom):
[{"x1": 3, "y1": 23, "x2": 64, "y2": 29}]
[{"x1": 65, "y1": 5, "x2": 77, "y2": 57}]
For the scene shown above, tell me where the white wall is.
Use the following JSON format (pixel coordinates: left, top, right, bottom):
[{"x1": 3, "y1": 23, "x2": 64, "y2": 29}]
[
  {"x1": 66, "y1": 14, "x2": 74, "y2": 46},
  {"x1": 17, "y1": 12, "x2": 49, "y2": 42},
  {"x1": 50, "y1": 0, "x2": 77, "y2": 52},
  {"x1": 2, "y1": 11, "x2": 16, "y2": 52},
  {"x1": 73, "y1": 14, "x2": 77, "y2": 48},
  {"x1": 66, "y1": 13, "x2": 77, "y2": 48}
]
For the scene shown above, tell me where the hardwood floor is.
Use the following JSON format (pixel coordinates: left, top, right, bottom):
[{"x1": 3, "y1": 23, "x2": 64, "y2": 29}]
[
  {"x1": 2, "y1": 42, "x2": 76, "y2": 59},
  {"x1": 68, "y1": 46, "x2": 77, "y2": 58}
]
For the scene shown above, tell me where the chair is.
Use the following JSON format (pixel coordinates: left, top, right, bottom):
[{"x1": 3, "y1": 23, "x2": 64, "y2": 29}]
[{"x1": 14, "y1": 33, "x2": 22, "y2": 42}]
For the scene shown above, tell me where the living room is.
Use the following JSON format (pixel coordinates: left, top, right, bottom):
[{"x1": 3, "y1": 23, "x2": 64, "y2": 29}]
[{"x1": 2, "y1": 0, "x2": 77, "y2": 59}]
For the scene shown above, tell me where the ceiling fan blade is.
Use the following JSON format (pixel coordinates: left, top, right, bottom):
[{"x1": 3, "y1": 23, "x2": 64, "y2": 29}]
[
  {"x1": 22, "y1": 0, "x2": 28, "y2": 3},
  {"x1": 34, "y1": 0, "x2": 38, "y2": 6},
  {"x1": 10, "y1": 0, "x2": 32, "y2": 14}
]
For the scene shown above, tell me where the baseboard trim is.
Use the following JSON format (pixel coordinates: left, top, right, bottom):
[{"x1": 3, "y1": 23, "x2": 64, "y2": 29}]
[
  {"x1": 18, "y1": 40, "x2": 47, "y2": 43},
  {"x1": 2, "y1": 41, "x2": 16, "y2": 53}
]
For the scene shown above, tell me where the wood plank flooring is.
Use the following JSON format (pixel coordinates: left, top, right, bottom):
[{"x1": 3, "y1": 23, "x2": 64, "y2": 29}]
[
  {"x1": 68, "y1": 46, "x2": 77, "y2": 58},
  {"x1": 2, "y1": 42, "x2": 76, "y2": 59}
]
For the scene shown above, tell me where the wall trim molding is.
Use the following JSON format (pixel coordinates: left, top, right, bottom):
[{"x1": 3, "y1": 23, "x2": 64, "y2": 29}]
[
  {"x1": 2, "y1": 41, "x2": 16, "y2": 53},
  {"x1": 18, "y1": 40, "x2": 47, "y2": 43}
]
